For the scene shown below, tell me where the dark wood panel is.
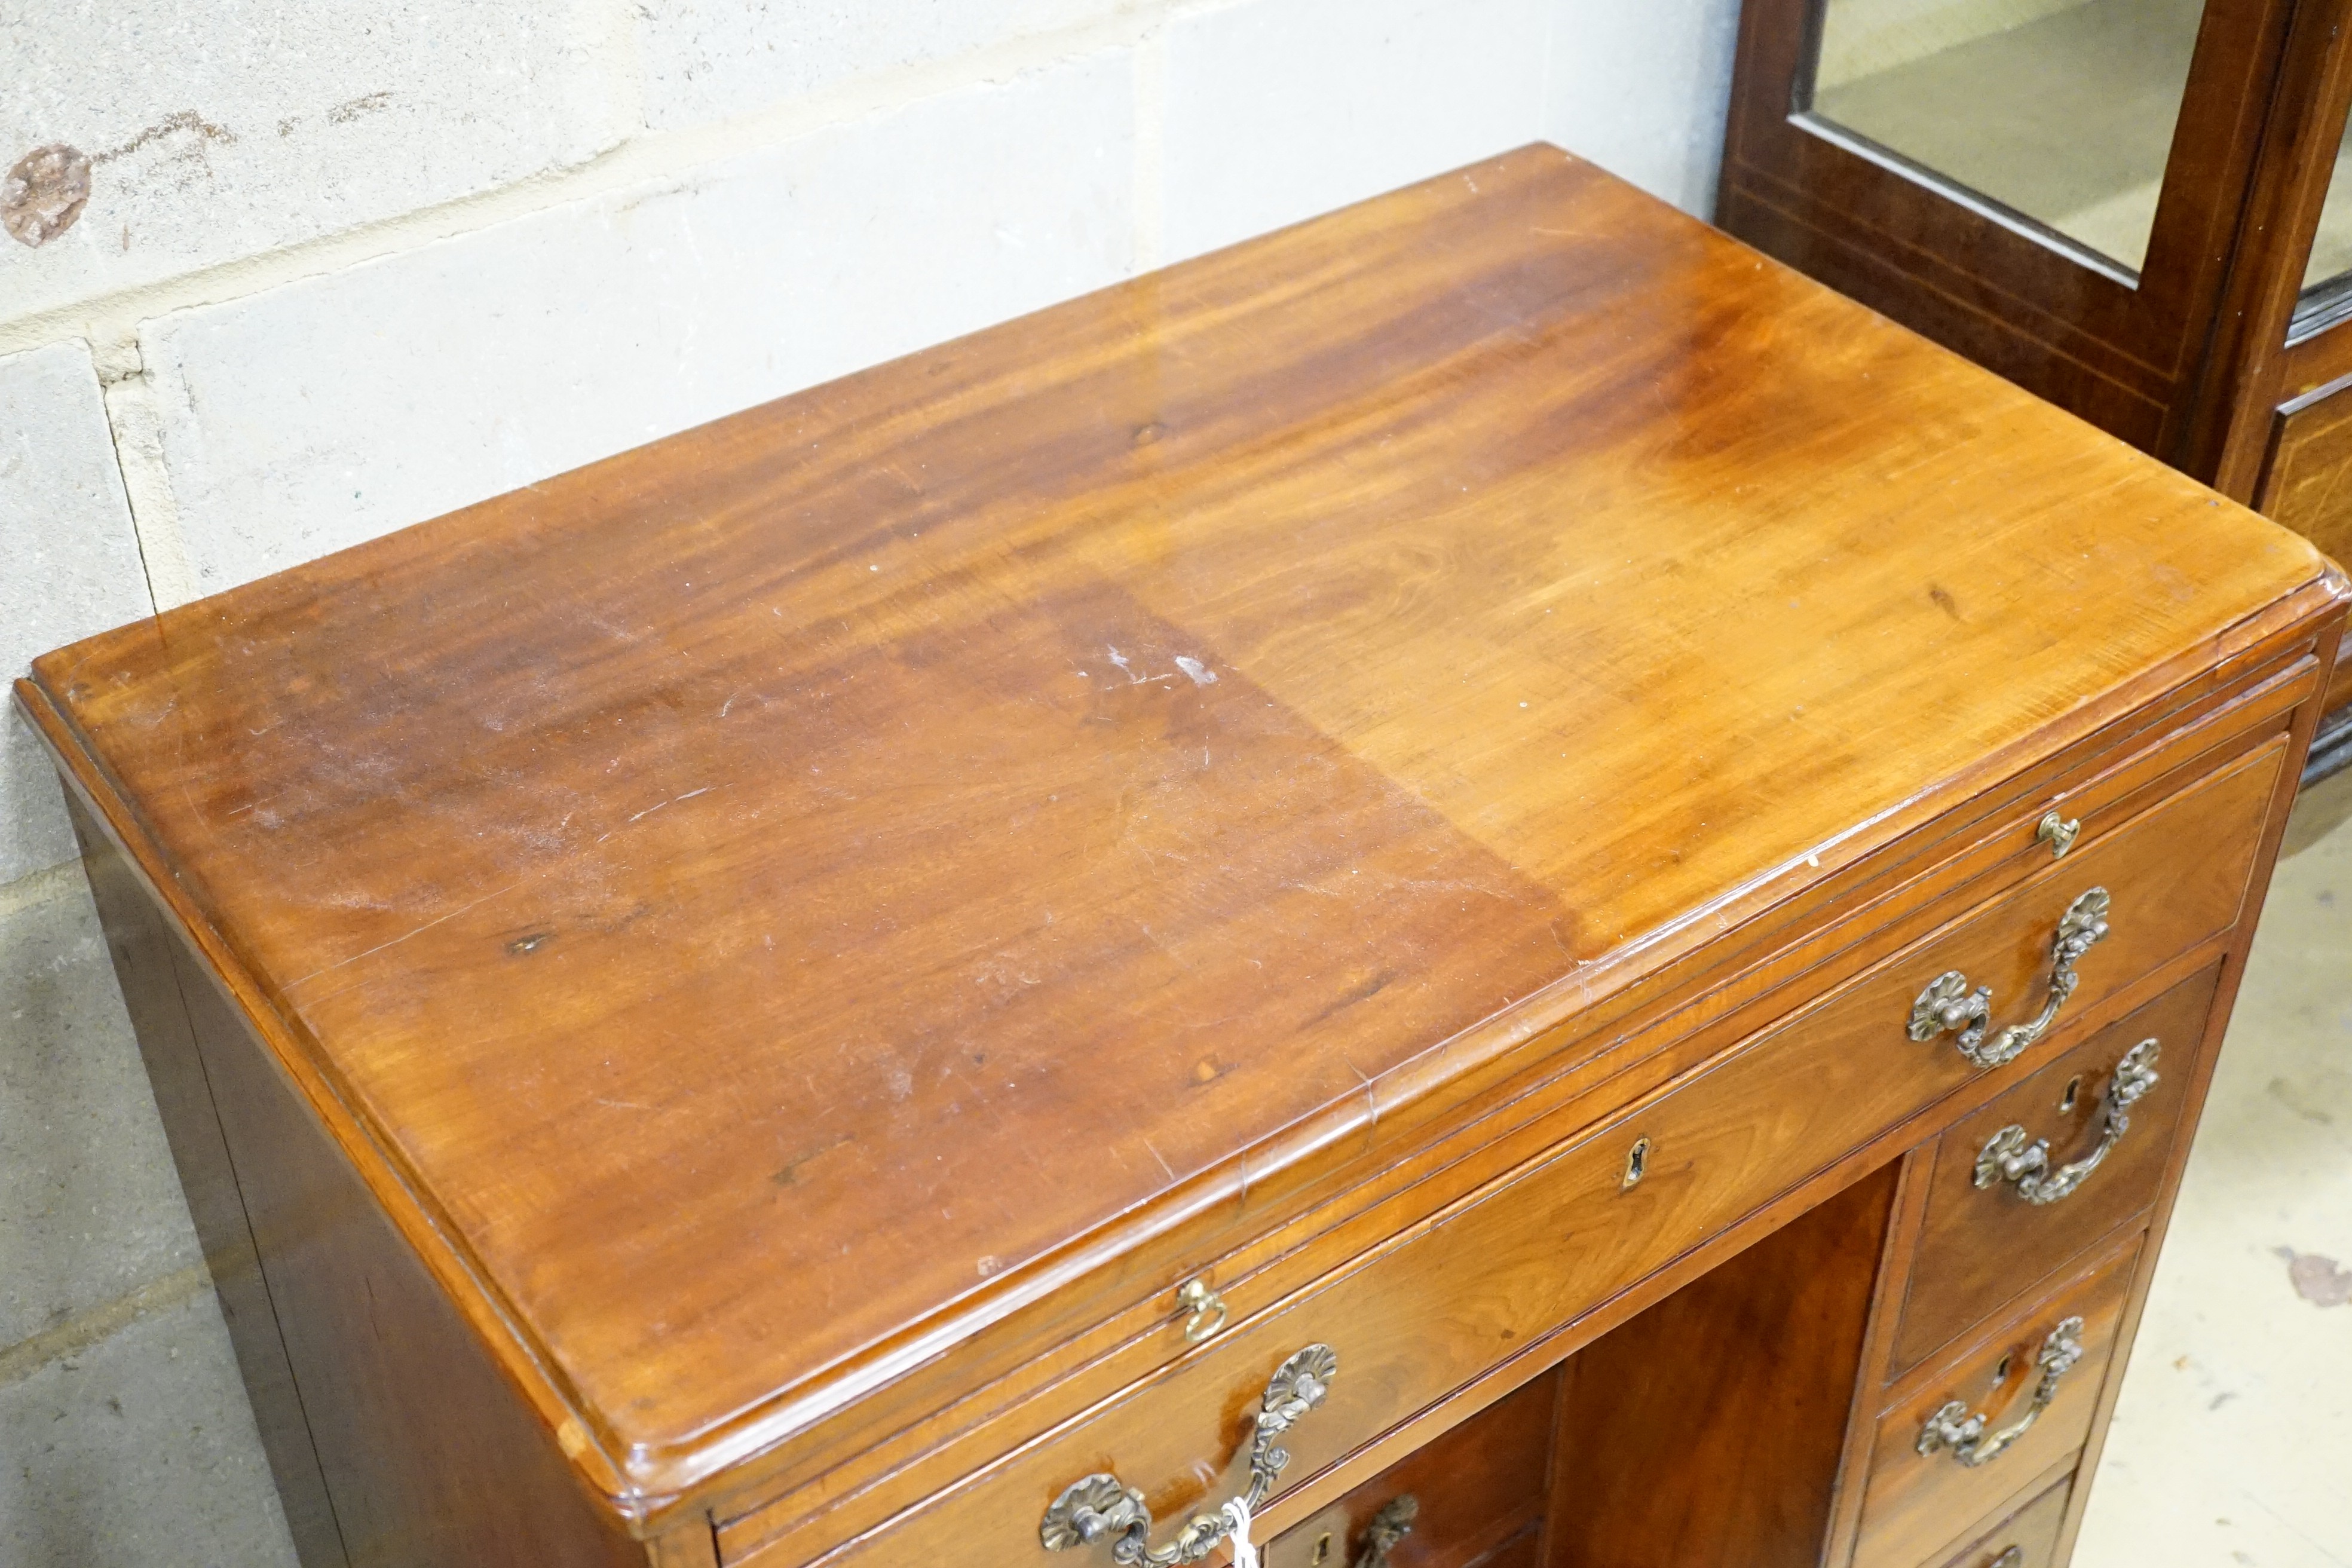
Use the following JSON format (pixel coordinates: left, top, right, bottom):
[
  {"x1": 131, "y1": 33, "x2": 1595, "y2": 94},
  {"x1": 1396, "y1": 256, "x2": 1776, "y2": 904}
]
[
  {"x1": 1541, "y1": 1157, "x2": 1900, "y2": 1568},
  {"x1": 2281, "y1": 311, "x2": 2352, "y2": 402},
  {"x1": 2258, "y1": 373, "x2": 2352, "y2": 573},
  {"x1": 69, "y1": 797, "x2": 349, "y2": 1568},
  {"x1": 1471, "y1": 1527, "x2": 1541, "y2": 1568},
  {"x1": 1266, "y1": 1371, "x2": 1557, "y2": 1568}
]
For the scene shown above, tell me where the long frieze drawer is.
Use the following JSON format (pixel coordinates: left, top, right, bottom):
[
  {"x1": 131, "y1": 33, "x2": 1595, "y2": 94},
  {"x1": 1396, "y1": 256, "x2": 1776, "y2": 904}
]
[
  {"x1": 1891, "y1": 963, "x2": 2222, "y2": 1377},
  {"x1": 721, "y1": 740, "x2": 2280, "y2": 1566},
  {"x1": 1852, "y1": 1242, "x2": 2137, "y2": 1568}
]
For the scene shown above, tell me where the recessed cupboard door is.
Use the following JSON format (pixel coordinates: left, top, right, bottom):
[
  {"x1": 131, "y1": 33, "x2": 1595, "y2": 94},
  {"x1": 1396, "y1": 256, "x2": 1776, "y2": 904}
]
[{"x1": 1719, "y1": 0, "x2": 2286, "y2": 456}]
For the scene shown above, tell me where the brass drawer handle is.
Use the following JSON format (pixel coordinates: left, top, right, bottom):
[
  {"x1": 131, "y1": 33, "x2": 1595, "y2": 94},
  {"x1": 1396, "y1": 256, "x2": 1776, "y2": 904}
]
[
  {"x1": 1040, "y1": 1344, "x2": 1337, "y2": 1563},
  {"x1": 1975, "y1": 1039, "x2": 2160, "y2": 1205},
  {"x1": 1989, "y1": 1549, "x2": 2025, "y2": 1568},
  {"x1": 1916, "y1": 1318, "x2": 2085, "y2": 1468},
  {"x1": 1909, "y1": 889, "x2": 2111, "y2": 1068},
  {"x1": 1351, "y1": 1496, "x2": 1417, "y2": 1568}
]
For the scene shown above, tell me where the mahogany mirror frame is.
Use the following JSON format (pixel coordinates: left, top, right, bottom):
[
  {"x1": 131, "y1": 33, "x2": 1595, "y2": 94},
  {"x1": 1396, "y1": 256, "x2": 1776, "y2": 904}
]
[{"x1": 1718, "y1": 0, "x2": 2296, "y2": 462}]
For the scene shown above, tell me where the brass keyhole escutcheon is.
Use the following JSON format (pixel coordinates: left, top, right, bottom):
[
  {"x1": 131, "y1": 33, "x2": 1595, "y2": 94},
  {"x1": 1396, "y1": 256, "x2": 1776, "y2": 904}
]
[
  {"x1": 1622, "y1": 1137, "x2": 1650, "y2": 1190},
  {"x1": 2059, "y1": 1075, "x2": 2082, "y2": 1116},
  {"x1": 1992, "y1": 1350, "x2": 2014, "y2": 1386},
  {"x1": 1312, "y1": 1531, "x2": 1334, "y2": 1565}
]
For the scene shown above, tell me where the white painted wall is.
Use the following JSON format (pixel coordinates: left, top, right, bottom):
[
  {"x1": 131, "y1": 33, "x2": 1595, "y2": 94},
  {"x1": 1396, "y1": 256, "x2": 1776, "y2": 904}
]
[{"x1": 0, "y1": 0, "x2": 1742, "y2": 884}]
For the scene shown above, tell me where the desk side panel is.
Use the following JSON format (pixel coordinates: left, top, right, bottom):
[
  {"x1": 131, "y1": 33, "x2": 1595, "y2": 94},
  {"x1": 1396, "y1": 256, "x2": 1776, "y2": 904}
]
[
  {"x1": 68, "y1": 801, "x2": 667, "y2": 1568},
  {"x1": 73, "y1": 795, "x2": 350, "y2": 1568}
]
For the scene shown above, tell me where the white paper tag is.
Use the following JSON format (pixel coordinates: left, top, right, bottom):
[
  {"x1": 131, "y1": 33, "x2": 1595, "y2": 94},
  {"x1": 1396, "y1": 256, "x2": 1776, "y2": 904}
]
[{"x1": 1221, "y1": 1496, "x2": 1258, "y2": 1568}]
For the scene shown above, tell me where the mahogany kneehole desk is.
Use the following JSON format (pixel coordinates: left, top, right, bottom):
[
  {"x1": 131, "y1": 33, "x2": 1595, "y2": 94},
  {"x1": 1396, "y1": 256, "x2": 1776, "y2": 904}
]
[{"x1": 17, "y1": 145, "x2": 2347, "y2": 1568}]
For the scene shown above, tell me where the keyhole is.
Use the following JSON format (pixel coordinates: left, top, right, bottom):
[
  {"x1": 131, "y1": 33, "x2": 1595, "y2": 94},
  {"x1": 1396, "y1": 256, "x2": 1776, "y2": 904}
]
[
  {"x1": 1992, "y1": 1350, "x2": 2014, "y2": 1386},
  {"x1": 1312, "y1": 1531, "x2": 1334, "y2": 1565},
  {"x1": 2059, "y1": 1075, "x2": 2082, "y2": 1116},
  {"x1": 1622, "y1": 1137, "x2": 1650, "y2": 1190}
]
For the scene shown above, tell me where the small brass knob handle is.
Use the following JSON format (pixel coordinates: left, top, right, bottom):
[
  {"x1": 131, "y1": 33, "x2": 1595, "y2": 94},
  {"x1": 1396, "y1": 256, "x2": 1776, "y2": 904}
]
[
  {"x1": 1909, "y1": 888, "x2": 2110, "y2": 1068},
  {"x1": 1917, "y1": 1318, "x2": 2084, "y2": 1468},
  {"x1": 1175, "y1": 1277, "x2": 1227, "y2": 1342},
  {"x1": 2036, "y1": 810, "x2": 2081, "y2": 858},
  {"x1": 1989, "y1": 1549, "x2": 2025, "y2": 1568},
  {"x1": 1976, "y1": 1039, "x2": 2160, "y2": 1205}
]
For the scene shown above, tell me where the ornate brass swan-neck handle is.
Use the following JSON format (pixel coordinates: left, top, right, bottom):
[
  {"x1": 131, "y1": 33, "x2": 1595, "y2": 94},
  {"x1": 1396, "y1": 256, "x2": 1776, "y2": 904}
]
[
  {"x1": 1916, "y1": 1318, "x2": 2085, "y2": 1468},
  {"x1": 1350, "y1": 1496, "x2": 1418, "y2": 1568},
  {"x1": 1909, "y1": 889, "x2": 2111, "y2": 1068},
  {"x1": 1040, "y1": 1345, "x2": 1336, "y2": 1564},
  {"x1": 1976, "y1": 1039, "x2": 2160, "y2": 1205}
]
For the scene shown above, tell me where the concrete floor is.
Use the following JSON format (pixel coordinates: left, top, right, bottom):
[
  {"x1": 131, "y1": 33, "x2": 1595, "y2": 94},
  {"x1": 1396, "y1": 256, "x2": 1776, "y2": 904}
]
[
  {"x1": 2074, "y1": 764, "x2": 2352, "y2": 1568},
  {"x1": 0, "y1": 779, "x2": 2346, "y2": 1564}
]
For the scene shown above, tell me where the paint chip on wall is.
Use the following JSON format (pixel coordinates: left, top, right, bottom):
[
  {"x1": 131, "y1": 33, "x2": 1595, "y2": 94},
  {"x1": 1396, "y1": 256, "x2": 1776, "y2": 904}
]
[{"x1": 2, "y1": 144, "x2": 92, "y2": 246}]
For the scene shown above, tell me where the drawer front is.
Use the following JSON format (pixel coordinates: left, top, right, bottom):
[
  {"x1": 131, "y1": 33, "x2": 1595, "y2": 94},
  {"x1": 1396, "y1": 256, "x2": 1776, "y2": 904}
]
[
  {"x1": 727, "y1": 741, "x2": 2278, "y2": 1567},
  {"x1": 1928, "y1": 1480, "x2": 2071, "y2": 1568},
  {"x1": 1471, "y1": 1532, "x2": 1541, "y2": 1568},
  {"x1": 1854, "y1": 1242, "x2": 2136, "y2": 1568},
  {"x1": 1264, "y1": 1371, "x2": 1554, "y2": 1568},
  {"x1": 1891, "y1": 962, "x2": 2221, "y2": 1375}
]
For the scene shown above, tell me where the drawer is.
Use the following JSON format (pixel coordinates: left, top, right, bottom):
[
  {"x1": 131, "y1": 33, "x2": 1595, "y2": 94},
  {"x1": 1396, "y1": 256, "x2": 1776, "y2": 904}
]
[
  {"x1": 1891, "y1": 962, "x2": 2221, "y2": 1376},
  {"x1": 1265, "y1": 1371, "x2": 1555, "y2": 1568},
  {"x1": 725, "y1": 740, "x2": 2277, "y2": 1566},
  {"x1": 1852, "y1": 1241, "x2": 2137, "y2": 1568},
  {"x1": 1925, "y1": 1480, "x2": 2072, "y2": 1568}
]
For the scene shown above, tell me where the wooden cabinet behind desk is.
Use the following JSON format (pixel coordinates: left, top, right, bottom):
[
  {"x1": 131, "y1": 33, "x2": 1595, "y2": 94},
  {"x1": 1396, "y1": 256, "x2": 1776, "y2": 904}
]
[{"x1": 16, "y1": 144, "x2": 2347, "y2": 1568}]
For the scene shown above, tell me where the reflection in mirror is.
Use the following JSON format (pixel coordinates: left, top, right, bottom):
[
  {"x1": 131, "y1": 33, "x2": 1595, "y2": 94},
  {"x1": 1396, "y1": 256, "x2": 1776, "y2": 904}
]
[
  {"x1": 2301, "y1": 105, "x2": 2352, "y2": 301},
  {"x1": 1809, "y1": 0, "x2": 2206, "y2": 275}
]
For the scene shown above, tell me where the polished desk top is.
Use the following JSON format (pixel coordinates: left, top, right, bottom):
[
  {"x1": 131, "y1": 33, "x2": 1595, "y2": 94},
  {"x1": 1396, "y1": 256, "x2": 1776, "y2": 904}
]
[{"x1": 17, "y1": 144, "x2": 2337, "y2": 1501}]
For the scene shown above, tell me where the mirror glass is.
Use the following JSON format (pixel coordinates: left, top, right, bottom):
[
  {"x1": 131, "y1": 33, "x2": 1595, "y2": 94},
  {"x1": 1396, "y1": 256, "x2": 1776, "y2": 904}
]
[
  {"x1": 2300, "y1": 107, "x2": 2352, "y2": 303},
  {"x1": 1808, "y1": 0, "x2": 2207, "y2": 275}
]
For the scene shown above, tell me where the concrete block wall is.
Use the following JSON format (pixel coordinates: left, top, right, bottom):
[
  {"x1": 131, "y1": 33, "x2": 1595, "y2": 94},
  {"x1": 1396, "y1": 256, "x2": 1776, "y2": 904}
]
[{"x1": 0, "y1": 2, "x2": 1738, "y2": 1560}]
